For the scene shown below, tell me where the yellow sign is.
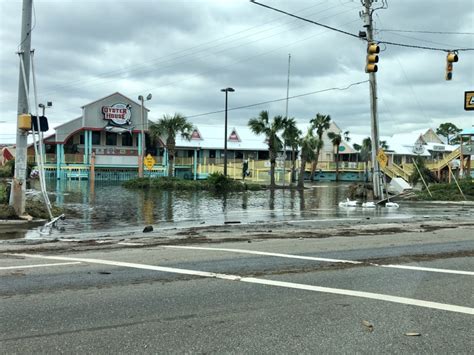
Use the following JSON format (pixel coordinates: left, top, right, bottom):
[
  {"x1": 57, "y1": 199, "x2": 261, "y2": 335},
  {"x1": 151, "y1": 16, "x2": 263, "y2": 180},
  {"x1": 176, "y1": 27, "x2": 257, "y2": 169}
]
[
  {"x1": 465, "y1": 91, "x2": 474, "y2": 111},
  {"x1": 377, "y1": 148, "x2": 388, "y2": 168},
  {"x1": 143, "y1": 154, "x2": 156, "y2": 170}
]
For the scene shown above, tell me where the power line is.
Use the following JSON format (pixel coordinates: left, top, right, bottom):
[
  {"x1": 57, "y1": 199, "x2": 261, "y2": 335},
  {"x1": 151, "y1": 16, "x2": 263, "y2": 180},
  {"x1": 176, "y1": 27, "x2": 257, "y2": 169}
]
[
  {"x1": 250, "y1": 0, "x2": 474, "y2": 52},
  {"x1": 379, "y1": 29, "x2": 474, "y2": 35},
  {"x1": 185, "y1": 80, "x2": 369, "y2": 119},
  {"x1": 0, "y1": 1, "x2": 358, "y2": 104},
  {"x1": 6, "y1": 0, "x2": 337, "y2": 98},
  {"x1": 250, "y1": 0, "x2": 361, "y2": 39},
  {"x1": 1, "y1": 6, "x2": 360, "y2": 110}
]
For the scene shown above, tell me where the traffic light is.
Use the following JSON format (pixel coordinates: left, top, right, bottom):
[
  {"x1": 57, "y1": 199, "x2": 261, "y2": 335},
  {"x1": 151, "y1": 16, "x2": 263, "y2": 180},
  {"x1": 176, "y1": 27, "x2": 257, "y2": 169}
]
[
  {"x1": 365, "y1": 42, "x2": 380, "y2": 73},
  {"x1": 445, "y1": 52, "x2": 458, "y2": 81}
]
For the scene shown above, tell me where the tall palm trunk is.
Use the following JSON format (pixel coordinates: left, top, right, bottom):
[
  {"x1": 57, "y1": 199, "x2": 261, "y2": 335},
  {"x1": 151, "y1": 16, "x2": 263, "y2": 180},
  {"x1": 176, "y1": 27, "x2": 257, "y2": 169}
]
[
  {"x1": 311, "y1": 146, "x2": 321, "y2": 180},
  {"x1": 298, "y1": 155, "x2": 306, "y2": 188},
  {"x1": 269, "y1": 149, "x2": 276, "y2": 187},
  {"x1": 291, "y1": 147, "x2": 296, "y2": 183},
  {"x1": 167, "y1": 140, "x2": 175, "y2": 177}
]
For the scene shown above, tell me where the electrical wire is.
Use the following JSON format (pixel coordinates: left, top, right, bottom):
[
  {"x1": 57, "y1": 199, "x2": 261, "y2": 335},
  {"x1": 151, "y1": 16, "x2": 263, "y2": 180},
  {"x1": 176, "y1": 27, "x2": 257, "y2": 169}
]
[
  {"x1": 12, "y1": 0, "x2": 337, "y2": 97},
  {"x1": 250, "y1": 0, "x2": 474, "y2": 52},
  {"x1": 0, "y1": 1, "x2": 358, "y2": 106},
  {"x1": 0, "y1": 4, "x2": 360, "y2": 107},
  {"x1": 379, "y1": 29, "x2": 474, "y2": 35},
  {"x1": 250, "y1": 0, "x2": 361, "y2": 39},
  {"x1": 185, "y1": 80, "x2": 369, "y2": 119}
]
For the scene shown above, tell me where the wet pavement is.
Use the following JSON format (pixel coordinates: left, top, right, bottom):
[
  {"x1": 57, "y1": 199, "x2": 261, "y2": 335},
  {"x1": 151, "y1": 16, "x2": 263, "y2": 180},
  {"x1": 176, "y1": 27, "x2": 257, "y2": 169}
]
[{"x1": 2, "y1": 180, "x2": 473, "y2": 240}]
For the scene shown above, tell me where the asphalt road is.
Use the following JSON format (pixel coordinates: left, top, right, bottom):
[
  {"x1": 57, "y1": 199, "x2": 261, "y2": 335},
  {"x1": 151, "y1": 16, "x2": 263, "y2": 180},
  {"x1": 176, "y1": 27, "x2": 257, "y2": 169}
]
[{"x1": 1, "y1": 227, "x2": 473, "y2": 354}]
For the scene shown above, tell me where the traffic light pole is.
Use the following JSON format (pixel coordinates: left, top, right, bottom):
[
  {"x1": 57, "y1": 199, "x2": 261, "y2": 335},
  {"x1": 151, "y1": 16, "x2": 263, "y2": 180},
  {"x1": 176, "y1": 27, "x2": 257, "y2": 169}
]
[
  {"x1": 362, "y1": 0, "x2": 382, "y2": 199},
  {"x1": 10, "y1": 0, "x2": 33, "y2": 216}
]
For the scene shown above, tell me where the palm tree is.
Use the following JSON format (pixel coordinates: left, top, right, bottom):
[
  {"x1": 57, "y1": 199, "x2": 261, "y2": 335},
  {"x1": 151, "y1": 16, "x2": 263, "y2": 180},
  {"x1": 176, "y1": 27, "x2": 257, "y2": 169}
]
[
  {"x1": 298, "y1": 129, "x2": 319, "y2": 188},
  {"x1": 327, "y1": 130, "x2": 350, "y2": 181},
  {"x1": 309, "y1": 113, "x2": 331, "y2": 180},
  {"x1": 148, "y1": 113, "x2": 193, "y2": 177},
  {"x1": 354, "y1": 137, "x2": 389, "y2": 182},
  {"x1": 248, "y1": 111, "x2": 286, "y2": 188},
  {"x1": 282, "y1": 117, "x2": 301, "y2": 184}
]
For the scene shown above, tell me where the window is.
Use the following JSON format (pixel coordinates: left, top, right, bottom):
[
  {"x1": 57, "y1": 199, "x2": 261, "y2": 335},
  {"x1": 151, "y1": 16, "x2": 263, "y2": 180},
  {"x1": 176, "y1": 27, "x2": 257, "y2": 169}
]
[
  {"x1": 209, "y1": 150, "x2": 216, "y2": 158},
  {"x1": 121, "y1": 133, "x2": 133, "y2": 147},
  {"x1": 92, "y1": 131, "x2": 101, "y2": 145},
  {"x1": 79, "y1": 133, "x2": 84, "y2": 145},
  {"x1": 106, "y1": 132, "x2": 117, "y2": 146},
  {"x1": 258, "y1": 151, "x2": 269, "y2": 160}
]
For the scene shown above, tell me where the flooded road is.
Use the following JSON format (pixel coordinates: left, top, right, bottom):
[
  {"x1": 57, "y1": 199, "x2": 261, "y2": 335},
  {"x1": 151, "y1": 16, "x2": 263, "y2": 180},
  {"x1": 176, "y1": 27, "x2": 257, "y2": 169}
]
[{"x1": 4, "y1": 180, "x2": 472, "y2": 240}]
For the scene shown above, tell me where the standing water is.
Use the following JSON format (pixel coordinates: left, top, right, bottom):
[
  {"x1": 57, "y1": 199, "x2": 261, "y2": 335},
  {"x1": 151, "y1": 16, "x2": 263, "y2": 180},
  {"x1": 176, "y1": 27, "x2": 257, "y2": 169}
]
[{"x1": 4, "y1": 179, "x2": 463, "y2": 240}]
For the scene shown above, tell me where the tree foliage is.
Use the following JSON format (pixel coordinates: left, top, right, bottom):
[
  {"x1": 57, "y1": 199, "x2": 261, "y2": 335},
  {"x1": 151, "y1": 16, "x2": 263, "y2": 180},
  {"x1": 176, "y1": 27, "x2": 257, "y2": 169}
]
[
  {"x1": 298, "y1": 129, "x2": 320, "y2": 188},
  {"x1": 149, "y1": 113, "x2": 193, "y2": 177},
  {"x1": 248, "y1": 111, "x2": 286, "y2": 187},
  {"x1": 436, "y1": 122, "x2": 461, "y2": 145},
  {"x1": 309, "y1": 113, "x2": 331, "y2": 179}
]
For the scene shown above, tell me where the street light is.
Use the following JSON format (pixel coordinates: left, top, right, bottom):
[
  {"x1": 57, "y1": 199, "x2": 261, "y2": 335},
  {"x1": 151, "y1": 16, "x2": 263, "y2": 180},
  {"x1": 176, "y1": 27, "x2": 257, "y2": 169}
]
[
  {"x1": 221, "y1": 87, "x2": 235, "y2": 176},
  {"x1": 138, "y1": 93, "x2": 152, "y2": 178},
  {"x1": 38, "y1": 101, "x2": 52, "y2": 116}
]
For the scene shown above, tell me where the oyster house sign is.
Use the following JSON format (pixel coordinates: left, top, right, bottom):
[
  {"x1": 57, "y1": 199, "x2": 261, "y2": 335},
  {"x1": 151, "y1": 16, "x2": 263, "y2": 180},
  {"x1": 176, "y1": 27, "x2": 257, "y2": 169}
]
[{"x1": 102, "y1": 103, "x2": 132, "y2": 126}]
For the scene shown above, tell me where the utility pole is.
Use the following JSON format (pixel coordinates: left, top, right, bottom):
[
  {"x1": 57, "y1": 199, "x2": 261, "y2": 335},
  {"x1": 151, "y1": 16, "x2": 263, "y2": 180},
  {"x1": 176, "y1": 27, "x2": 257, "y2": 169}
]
[
  {"x1": 361, "y1": 0, "x2": 382, "y2": 199},
  {"x1": 10, "y1": 0, "x2": 33, "y2": 216},
  {"x1": 283, "y1": 53, "x2": 291, "y2": 187}
]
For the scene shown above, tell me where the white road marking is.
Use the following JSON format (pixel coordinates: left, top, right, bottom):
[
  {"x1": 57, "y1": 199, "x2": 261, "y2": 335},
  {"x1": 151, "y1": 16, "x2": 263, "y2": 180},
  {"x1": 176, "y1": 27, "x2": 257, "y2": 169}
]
[
  {"x1": 378, "y1": 264, "x2": 474, "y2": 276},
  {"x1": 162, "y1": 246, "x2": 362, "y2": 264},
  {"x1": 11, "y1": 253, "x2": 474, "y2": 315},
  {"x1": 0, "y1": 261, "x2": 81, "y2": 270},
  {"x1": 163, "y1": 246, "x2": 474, "y2": 276},
  {"x1": 118, "y1": 242, "x2": 144, "y2": 246}
]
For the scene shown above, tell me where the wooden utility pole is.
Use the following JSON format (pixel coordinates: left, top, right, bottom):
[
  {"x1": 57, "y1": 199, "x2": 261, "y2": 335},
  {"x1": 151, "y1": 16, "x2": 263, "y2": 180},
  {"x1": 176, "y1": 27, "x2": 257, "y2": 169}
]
[{"x1": 10, "y1": 0, "x2": 33, "y2": 216}]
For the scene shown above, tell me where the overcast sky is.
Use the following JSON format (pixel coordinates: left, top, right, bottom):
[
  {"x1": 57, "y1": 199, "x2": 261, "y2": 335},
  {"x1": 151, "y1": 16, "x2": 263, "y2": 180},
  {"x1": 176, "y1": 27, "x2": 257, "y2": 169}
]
[{"x1": 0, "y1": 0, "x2": 473, "y2": 144}]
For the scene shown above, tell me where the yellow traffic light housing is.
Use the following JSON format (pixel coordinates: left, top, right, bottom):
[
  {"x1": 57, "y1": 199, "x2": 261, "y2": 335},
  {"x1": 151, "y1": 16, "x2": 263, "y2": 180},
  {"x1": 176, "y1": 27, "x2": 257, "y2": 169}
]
[
  {"x1": 445, "y1": 52, "x2": 458, "y2": 81},
  {"x1": 366, "y1": 43, "x2": 380, "y2": 73}
]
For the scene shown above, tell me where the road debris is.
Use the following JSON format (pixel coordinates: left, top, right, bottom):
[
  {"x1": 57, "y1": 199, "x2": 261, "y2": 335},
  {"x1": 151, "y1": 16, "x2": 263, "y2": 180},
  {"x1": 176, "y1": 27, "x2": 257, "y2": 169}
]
[{"x1": 361, "y1": 320, "x2": 374, "y2": 332}]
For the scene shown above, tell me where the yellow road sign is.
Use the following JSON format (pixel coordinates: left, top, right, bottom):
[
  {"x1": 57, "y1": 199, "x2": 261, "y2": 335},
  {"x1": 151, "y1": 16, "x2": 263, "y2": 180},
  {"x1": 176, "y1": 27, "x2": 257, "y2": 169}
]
[
  {"x1": 377, "y1": 148, "x2": 388, "y2": 168},
  {"x1": 144, "y1": 154, "x2": 156, "y2": 170},
  {"x1": 465, "y1": 91, "x2": 474, "y2": 111}
]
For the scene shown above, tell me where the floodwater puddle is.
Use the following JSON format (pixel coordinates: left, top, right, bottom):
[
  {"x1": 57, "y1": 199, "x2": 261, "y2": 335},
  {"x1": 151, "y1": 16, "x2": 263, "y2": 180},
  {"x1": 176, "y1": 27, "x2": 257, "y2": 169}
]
[{"x1": 1, "y1": 180, "x2": 466, "y2": 240}]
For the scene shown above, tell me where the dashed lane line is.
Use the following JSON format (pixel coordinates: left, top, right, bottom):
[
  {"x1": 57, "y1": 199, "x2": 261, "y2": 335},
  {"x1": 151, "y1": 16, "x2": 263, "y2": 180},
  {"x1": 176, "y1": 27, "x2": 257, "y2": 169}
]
[
  {"x1": 10, "y1": 253, "x2": 474, "y2": 316},
  {"x1": 162, "y1": 246, "x2": 474, "y2": 276}
]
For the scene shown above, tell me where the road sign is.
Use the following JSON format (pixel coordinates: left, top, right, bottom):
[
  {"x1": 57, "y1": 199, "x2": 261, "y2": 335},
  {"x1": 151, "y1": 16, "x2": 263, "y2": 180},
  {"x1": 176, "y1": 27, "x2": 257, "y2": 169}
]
[
  {"x1": 376, "y1": 148, "x2": 388, "y2": 168},
  {"x1": 465, "y1": 91, "x2": 474, "y2": 111},
  {"x1": 144, "y1": 154, "x2": 155, "y2": 170}
]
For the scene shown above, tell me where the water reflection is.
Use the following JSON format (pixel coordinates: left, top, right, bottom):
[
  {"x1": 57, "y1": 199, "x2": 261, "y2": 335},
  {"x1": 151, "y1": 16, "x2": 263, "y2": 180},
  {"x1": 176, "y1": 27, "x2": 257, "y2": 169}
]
[{"x1": 10, "y1": 180, "x2": 440, "y2": 240}]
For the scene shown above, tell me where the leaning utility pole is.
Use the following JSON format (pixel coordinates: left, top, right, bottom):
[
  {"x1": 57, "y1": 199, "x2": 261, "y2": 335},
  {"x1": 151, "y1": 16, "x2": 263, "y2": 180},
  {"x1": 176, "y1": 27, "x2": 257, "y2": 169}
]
[
  {"x1": 10, "y1": 0, "x2": 33, "y2": 216},
  {"x1": 361, "y1": 0, "x2": 382, "y2": 199}
]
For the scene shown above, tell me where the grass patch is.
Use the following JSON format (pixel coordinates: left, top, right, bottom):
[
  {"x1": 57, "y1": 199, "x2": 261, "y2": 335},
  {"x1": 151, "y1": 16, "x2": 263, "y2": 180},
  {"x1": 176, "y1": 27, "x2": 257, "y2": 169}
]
[
  {"x1": 123, "y1": 173, "x2": 264, "y2": 193},
  {"x1": 0, "y1": 180, "x2": 7, "y2": 204},
  {"x1": 414, "y1": 179, "x2": 474, "y2": 201}
]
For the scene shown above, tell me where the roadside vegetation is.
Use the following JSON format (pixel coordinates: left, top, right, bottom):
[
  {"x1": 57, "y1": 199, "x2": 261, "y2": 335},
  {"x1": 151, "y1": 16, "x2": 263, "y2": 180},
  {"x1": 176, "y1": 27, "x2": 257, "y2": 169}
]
[
  {"x1": 123, "y1": 173, "x2": 264, "y2": 193},
  {"x1": 413, "y1": 178, "x2": 474, "y2": 201}
]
